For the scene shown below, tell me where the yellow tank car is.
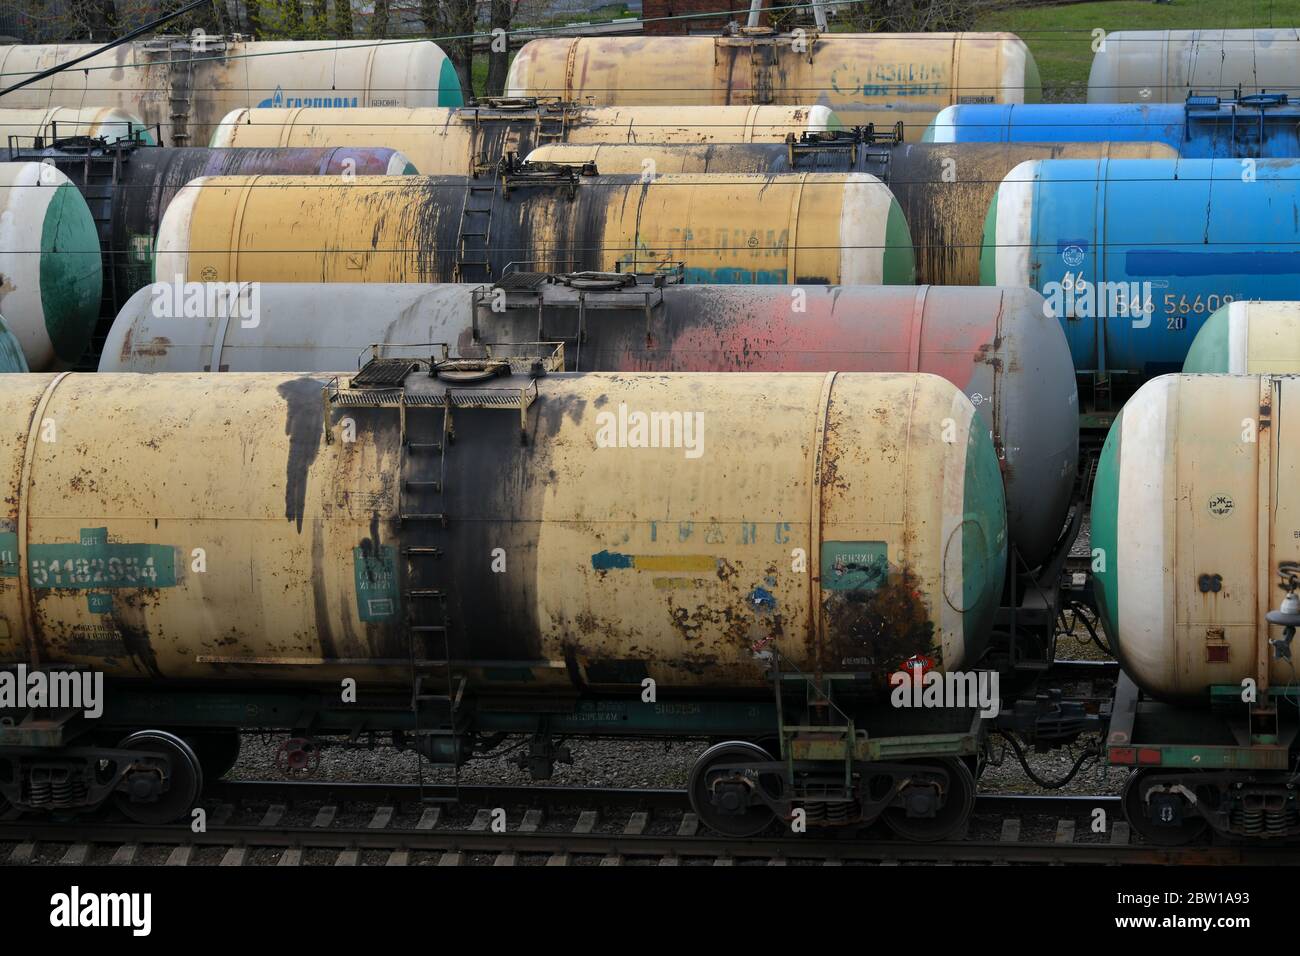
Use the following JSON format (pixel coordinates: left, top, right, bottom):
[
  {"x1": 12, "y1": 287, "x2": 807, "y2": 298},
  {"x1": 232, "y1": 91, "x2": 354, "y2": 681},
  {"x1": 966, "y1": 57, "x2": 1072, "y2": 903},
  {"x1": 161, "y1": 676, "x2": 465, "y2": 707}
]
[
  {"x1": 506, "y1": 33, "x2": 1041, "y2": 141},
  {"x1": 209, "y1": 104, "x2": 842, "y2": 174},
  {"x1": 154, "y1": 171, "x2": 915, "y2": 286}
]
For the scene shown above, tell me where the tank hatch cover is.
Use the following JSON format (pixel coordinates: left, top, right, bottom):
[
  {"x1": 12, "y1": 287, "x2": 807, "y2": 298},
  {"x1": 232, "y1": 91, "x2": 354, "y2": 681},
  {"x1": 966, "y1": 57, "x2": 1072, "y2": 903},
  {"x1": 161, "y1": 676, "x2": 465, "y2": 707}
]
[
  {"x1": 351, "y1": 358, "x2": 419, "y2": 388},
  {"x1": 493, "y1": 272, "x2": 553, "y2": 290},
  {"x1": 433, "y1": 358, "x2": 512, "y2": 383}
]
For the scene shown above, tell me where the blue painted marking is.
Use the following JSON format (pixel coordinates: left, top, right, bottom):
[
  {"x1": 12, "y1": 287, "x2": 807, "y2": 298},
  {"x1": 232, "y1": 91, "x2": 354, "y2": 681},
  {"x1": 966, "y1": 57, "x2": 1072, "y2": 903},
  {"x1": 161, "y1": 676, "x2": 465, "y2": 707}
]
[
  {"x1": 749, "y1": 587, "x2": 778, "y2": 614},
  {"x1": 1125, "y1": 249, "x2": 1300, "y2": 276},
  {"x1": 684, "y1": 268, "x2": 788, "y2": 285},
  {"x1": 591, "y1": 550, "x2": 634, "y2": 571}
]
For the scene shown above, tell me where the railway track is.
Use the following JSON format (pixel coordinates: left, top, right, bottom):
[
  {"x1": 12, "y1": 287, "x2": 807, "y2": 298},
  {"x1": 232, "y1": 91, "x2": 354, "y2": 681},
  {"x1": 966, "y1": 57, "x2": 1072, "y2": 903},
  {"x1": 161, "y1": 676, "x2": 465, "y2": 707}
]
[{"x1": 2, "y1": 783, "x2": 1294, "y2": 866}]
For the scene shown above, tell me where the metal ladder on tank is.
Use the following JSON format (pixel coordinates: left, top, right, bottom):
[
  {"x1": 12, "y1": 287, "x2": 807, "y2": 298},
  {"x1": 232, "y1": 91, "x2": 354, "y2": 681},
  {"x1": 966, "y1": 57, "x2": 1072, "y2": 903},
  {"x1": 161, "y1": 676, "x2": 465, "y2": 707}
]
[
  {"x1": 397, "y1": 386, "x2": 466, "y2": 802},
  {"x1": 764, "y1": 645, "x2": 861, "y2": 818},
  {"x1": 454, "y1": 180, "x2": 497, "y2": 283},
  {"x1": 324, "y1": 348, "x2": 558, "y2": 805},
  {"x1": 533, "y1": 102, "x2": 570, "y2": 144}
]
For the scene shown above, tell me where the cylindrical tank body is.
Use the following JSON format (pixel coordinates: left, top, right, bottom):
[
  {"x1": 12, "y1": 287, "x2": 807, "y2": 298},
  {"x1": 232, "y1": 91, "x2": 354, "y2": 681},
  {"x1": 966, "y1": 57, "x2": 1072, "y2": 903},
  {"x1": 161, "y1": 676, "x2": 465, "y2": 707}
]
[
  {"x1": 102, "y1": 281, "x2": 1073, "y2": 567},
  {"x1": 1092, "y1": 373, "x2": 1300, "y2": 700},
  {"x1": 1184, "y1": 301, "x2": 1300, "y2": 373},
  {"x1": 924, "y1": 98, "x2": 1300, "y2": 158},
  {"x1": 0, "y1": 106, "x2": 152, "y2": 148},
  {"x1": 505, "y1": 34, "x2": 1041, "y2": 141},
  {"x1": 208, "y1": 104, "x2": 841, "y2": 175},
  {"x1": 0, "y1": 315, "x2": 29, "y2": 372},
  {"x1": 0, "y1": 40, "x2": 463, "y2": 148},
  {"x1": 0, "y1": 370, "x2": 1006, "y2": 689},
  {"x1": 0, "y1": 163, "x2": 102, "y2": 371},
  {"x1": 528, "y1": 140, "x2": 1178, "y2": 286},
  {"x1": 37, "y1": 145, "x2": 416, "y2": 321},
  {"x1": 1088, "y1": 29, "x2": 1300, "y2": 103},
  {"x1": 154, "y1": 172, "x2": 915, "y2": 286},
  {"x1": 981, "y1": 158, "x2": 1300, "y2": 377}
]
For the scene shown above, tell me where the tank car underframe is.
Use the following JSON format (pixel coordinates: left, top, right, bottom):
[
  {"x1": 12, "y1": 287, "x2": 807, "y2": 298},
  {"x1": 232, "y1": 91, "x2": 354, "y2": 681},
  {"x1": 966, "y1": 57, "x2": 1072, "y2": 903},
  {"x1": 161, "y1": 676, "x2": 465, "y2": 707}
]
[
  {"x1": 1107, "y1": 673, "x2": 1300, "y2": 843},
  {"x1": 0, "y1": 676, "x2": 986, "y2": 833}
]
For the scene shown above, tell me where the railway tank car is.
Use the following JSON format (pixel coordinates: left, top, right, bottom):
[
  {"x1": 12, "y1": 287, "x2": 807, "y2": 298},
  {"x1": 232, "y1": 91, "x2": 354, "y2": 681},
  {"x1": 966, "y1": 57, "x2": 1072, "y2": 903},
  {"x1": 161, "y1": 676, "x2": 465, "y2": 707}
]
[
  {"x1": 0, "y1": 368, "x2": 1005, "y2": 840},
  {"x1": 153, "y1": 169, "x2": 916, "y2": 287},
  {"x1": 504, "y1": 32, "x2": 1040, "y2": 140},
  {"x1": 0, "y1": 107, "x2": 153, "y2": 147},
  {"x1": 208, "y1": 103, "x2": 841, "y2": 174},
  {"x1": 1183, "y1": 301, "x2": 1300, "y2": 372},
  {"x1": 101, "y1": 279, "x2": 1075, "y2": 569},
  {"x1": 925, "y1": 93, "x2": 1300, "y2": 158},
  {"x1": 0, "y1": 162, "x2": 102, "y2": 372},
  {"x1": 0, "y1": 38, "x2": 463, "y2": 148},
  {"x1": 525, "y1": 139, "x2": 1177, "y2": 286},
  {"x1": 1092, "y1": 373, "x2": 1300, "y2": 843},
  {"x1": 1088, "y1": 29, "x2": 1300, "y2": 103},
  {"x1": 10, "y1": 137, "x2": 416, "y2": 366},
  {"x1": 980, "y1": 157, "x2": 1300, "y2": 417}
]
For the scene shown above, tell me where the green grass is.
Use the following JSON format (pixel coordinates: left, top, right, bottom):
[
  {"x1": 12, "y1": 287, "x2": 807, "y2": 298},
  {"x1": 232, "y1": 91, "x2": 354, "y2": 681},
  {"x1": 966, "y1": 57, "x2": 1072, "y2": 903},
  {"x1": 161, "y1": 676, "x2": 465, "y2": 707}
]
[{"x1": 975, "y1": 0, "x2": 1300, "y2": 102}]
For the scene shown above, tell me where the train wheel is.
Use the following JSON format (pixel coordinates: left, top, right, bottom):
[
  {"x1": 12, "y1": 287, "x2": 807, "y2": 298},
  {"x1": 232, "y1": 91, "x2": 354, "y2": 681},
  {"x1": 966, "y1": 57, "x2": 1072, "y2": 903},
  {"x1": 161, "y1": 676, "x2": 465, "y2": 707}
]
[
  {"x1": 688, "y1": 741, "x2": 782, "y2": 838},
  {"x1": 882, "y1": 758, "x2": 975, "y2": 842},
  {"x1": 1121, "y1": 769, "x2": 1208, "y2": 846},
  {"x1": 112, "y1": 730, "x2": 204, "y2": 825},
  {"x1": 189, "y1": 731, "x2": 242, "y2": 782}
]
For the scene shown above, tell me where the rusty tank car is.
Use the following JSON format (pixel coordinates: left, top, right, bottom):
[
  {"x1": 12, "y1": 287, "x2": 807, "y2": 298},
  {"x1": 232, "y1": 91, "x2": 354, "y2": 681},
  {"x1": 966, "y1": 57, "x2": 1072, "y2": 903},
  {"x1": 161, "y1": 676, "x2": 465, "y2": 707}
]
[
  {"x1": 0, "y1": 37, "x2": 462, "y2": 147},
  {"x1": 524, "y1": 138, "x2": 1178, "y2": 286},
  {"x1": 153, "y1": 166, "x2": 915, "y2": 287},
  {"x1": 5, "y1": 136, "x2": 416, "y2": 367},
  {"x1": 208, "y1": 102, "x2": 842, "y2": 175},
  {"x1": 505, "y1": 31, "x2": 1040, "y2": 140},
  {"x1": 101, "y1": 278, "x2": 1075, "y2": 572},
  {"x1": 0, "y1": 367, "x2": 1005, "y2": 840},
  {"x1": 1092, "y1": 373, "x2": 1300, "y2": 843}
]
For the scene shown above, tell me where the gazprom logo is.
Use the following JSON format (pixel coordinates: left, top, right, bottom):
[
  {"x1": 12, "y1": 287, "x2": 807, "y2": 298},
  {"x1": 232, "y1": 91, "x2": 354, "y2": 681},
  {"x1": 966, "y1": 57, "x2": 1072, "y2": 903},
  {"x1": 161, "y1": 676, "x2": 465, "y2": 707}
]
[
  {"x1": 257, "y1": 85, "x2": 284, "y2": 108},
  {"x1": 256, "y1": 84, "x2": 359, "y2": 109}
]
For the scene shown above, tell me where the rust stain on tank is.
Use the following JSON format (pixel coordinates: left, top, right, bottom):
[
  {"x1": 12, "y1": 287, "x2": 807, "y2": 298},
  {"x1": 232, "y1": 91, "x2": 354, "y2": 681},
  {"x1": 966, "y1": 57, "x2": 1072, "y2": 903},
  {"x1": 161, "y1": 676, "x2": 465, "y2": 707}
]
[{"x1": 821, "y1": 567, "x2": 937, "y2": 678}]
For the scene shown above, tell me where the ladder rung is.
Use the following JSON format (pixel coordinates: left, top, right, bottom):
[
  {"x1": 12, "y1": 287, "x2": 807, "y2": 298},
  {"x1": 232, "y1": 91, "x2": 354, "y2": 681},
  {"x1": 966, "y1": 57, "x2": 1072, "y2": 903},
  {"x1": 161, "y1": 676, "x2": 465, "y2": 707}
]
[
  {"x1": 409, "y1": 625, "x2": 448, "y2": 633},
  {"x1": 405, "y1": 589, "x2": 447, "y2": 598},
  {"x1": 405, "y1": 479, "x2": 442, "y2": 489},
  {"x1": 402, "y1": 547, "x2": 443, "y2": 556},
  {"x1": 415, "y1": 694, "x2": 452, "y2": 702},
  {"x1": 406, "y1": 442, "x2": 443, "y2": 451},
  {"x1": 399, "y1": 513, "x2": 448, "y2": 522}
]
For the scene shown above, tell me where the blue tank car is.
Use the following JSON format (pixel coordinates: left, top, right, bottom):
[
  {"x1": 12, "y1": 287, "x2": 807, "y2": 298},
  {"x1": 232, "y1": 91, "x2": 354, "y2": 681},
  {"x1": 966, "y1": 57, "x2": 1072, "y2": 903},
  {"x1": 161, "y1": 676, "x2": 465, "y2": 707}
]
[
  {"x1": 980, "y1": 157, "x2": 1300, "y2": 383},
  {"x1": 925, "y1": 92, "x2": 1300, "y2": 158}
]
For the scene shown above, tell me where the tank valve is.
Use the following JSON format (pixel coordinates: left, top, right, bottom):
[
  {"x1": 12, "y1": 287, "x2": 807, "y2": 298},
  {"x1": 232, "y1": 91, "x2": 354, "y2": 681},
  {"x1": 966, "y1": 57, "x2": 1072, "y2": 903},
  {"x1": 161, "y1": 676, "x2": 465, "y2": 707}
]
[{"x1": 1265, "y1": 571, "x2": 1300, "y2": 661}]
